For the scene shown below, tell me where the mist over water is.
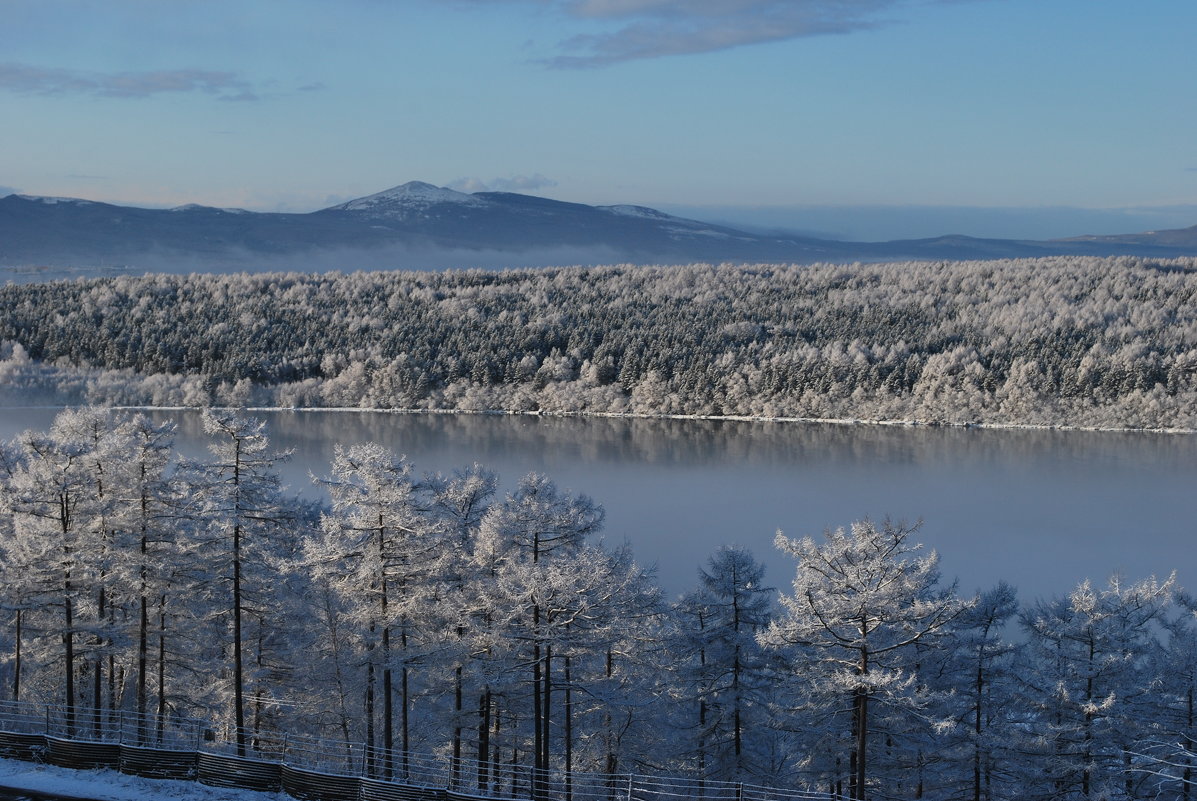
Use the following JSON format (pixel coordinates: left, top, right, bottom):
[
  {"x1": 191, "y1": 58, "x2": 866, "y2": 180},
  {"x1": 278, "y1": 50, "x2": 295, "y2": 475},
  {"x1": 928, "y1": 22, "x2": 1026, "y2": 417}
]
[
  {"x1": 0, "y1": 243, "x2": 650, "y2": 285},
  {"x1": 2, "y1": 407, "x2": 1193, "y2": 602}
]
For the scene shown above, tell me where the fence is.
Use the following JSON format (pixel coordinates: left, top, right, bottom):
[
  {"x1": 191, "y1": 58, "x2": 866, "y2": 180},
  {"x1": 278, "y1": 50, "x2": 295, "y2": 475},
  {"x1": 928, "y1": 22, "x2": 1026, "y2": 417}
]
[{"x1": 0, "y1": 700, "x2": 833, "y2": 801}]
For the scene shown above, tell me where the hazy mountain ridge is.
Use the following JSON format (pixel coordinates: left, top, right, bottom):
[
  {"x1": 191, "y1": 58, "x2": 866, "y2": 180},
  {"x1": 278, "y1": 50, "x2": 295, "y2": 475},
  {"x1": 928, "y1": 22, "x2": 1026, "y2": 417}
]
[{"x1": 2, "y1": 181, "x2": 1195, "y2": 272}]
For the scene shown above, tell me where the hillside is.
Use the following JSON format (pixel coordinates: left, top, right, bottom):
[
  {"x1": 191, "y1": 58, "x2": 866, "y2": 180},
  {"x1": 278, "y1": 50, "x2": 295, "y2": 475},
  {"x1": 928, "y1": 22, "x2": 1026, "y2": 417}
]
[{"x1": 2, "y1": 183, "x2": 1196, "y2": 277}]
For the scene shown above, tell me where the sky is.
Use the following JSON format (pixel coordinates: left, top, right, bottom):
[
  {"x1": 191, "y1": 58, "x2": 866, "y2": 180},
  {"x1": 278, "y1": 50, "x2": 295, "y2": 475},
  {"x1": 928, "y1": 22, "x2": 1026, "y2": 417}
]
[{"x1": 2, "y1": 0, "x2": 1196, "y2": 240}]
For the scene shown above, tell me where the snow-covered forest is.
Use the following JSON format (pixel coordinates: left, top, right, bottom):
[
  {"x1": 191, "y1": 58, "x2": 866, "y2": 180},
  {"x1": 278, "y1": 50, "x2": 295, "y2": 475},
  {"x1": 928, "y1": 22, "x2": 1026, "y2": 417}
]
[
  {"x1": 2, "y1": 408, "x2": 1195, "y2": 801},
  {"x1": 3, "y1": 256, "x2": 1197, "y2": 430}
]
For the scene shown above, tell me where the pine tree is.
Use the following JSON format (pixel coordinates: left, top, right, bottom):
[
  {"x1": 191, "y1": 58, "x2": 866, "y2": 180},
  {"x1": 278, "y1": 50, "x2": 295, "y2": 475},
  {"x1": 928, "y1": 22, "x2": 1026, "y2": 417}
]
[
  {"x1": 186, "y1": 409, "x2": 291, "y2": 755},
  {"x1": 478, "y1": 473, "x2": 604, "y2": 799},
  {"x1": 761, "y1": 519, "x2": 970, "y2": 800},
  {"x1": 676, "y1": 546, "x2": 774, "y2": 781},
  {"x1": 1017, "y1": 575, "x2": 1174, "y2": 801},
  {"x1": 307, "y1": 441, "x2": 443, "y2": 778}
]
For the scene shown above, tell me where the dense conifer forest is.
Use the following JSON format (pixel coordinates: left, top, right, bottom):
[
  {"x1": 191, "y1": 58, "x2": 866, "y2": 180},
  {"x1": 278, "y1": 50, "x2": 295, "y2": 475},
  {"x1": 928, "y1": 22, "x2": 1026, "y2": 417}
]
[
  {"x1": 2, "y1": 256, "x2": 1197, "y2": 429},
  {"x1": 1, "y1": 408, "x2": 1195, "y2": 801}
]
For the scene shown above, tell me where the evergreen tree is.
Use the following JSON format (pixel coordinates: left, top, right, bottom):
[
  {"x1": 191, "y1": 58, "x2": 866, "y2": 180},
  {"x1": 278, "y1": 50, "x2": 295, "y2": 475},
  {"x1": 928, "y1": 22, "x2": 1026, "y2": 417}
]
[
  {"x1": 185, "y1": 409, "x2": 292, "y2": 754},
  {"x1": 761, "y1": 519, "x2": 970, "y2": 800}
]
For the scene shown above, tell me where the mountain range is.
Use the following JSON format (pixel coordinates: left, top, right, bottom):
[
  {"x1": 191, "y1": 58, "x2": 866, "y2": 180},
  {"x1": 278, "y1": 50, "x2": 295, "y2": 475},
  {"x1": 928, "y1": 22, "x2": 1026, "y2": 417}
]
[{"x1": 2, "y1": 181, "x2": 1196, "y2": 277}]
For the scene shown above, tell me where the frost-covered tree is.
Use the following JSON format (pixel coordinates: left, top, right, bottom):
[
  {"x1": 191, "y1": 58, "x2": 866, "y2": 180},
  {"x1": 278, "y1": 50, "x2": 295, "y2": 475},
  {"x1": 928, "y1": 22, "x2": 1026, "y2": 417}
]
[
  {"x1": 8, "y1": 257, "x2": 1197, "y2": 428},
  {"x1": 184, "y1": 409, "x2": 292, "y2": 754},
  {"x1": 478, "y1": 473, "x2": 604, "y2": 797},
  {"x1": 0, "y1": 438, "x2": 29, "y2": 702},
  {"x1": 1131, "y1": 593, "x2": 1197, "y2": 800},
  {"x1": 674, "y1": 546, "x2": 775, "y2": 781},
  {"x1": 761, "y1": 519, "x2": 970, "y2": 800},
  {"x1": 2, "y1": 416, "x2": 102, "y2": 730},
  {"x1": 112, "y1": 414, "x2": 179, "y2": 740},
  {"x1": 50, "y1": 408, "x2": 128, "y2": 736},
  {"x1": 306, "y1": 442, "x2": 444, "y2": 777},
  {"x1": 924, "y1": 581, "x2": 1020, "y2": 801},
  {"x1": 424, "y1": 464, "x2": 498, "y2": 777},
  {"x1": 1017, "y1": 574, "x2": 1174, "y2": 801}
]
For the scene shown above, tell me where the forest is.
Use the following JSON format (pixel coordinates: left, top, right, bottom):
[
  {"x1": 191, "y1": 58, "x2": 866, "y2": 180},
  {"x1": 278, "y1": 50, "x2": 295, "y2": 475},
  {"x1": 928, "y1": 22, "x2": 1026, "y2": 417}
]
[
  {"x1": 2, "y1": 256, "x2": 1197, "y2": 430},
  {"x1": 1, "y1": 408, "x2": 1195, "y2": 801}
]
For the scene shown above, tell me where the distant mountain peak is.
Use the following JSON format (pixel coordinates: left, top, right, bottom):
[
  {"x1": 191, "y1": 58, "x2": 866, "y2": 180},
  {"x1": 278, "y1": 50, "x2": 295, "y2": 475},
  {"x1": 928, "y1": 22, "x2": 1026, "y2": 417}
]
[
  {"x1": 327, "y1": 181, "x2": 486, "y2": 215},
  {"x1": 13, "y1": 194, "x2": 95, "y2": 206},
  {"x1": 601, "y1": 204, "x2": 673, "y2": 220},
  {"x1": 170, "y1": 203, "x2": 251, "y2": 214}
]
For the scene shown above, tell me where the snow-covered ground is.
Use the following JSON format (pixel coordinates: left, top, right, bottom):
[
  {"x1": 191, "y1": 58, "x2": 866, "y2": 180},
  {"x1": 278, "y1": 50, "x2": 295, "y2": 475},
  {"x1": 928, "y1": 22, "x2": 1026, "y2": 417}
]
[{"x1": 0, "y1": 757, "x2": 284, "y2": 800}]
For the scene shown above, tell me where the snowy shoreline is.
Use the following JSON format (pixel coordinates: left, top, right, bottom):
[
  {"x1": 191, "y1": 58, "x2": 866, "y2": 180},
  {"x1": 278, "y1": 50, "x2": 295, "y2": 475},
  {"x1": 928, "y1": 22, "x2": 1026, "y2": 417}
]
[{"x1": 88, "y1": 404, "x2": 1196, "y2": 436}]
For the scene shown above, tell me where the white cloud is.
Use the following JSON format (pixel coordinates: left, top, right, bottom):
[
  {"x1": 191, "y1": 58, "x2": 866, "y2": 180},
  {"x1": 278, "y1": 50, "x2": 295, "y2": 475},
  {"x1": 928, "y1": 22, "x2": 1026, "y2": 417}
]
[
  {"x1": 0, "y1": 62, "x2": 262, "y2": 100},
  {"x1": 447, "y1": 174, "x2": 559, "y2": 193},
  {"x1": 486, "y1": 0, "x2": 985, "y2": 67}
]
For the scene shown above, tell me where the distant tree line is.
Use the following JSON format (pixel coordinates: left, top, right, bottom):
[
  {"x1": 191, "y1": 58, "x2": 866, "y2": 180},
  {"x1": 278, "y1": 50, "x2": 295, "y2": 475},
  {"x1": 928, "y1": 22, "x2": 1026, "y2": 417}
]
[
  {"x1": 2, "y1": 256, "x2": 1197, "y2": 429},
  {"x1": 2, "y1": 408, "x2": 1195, "y2": 800}
]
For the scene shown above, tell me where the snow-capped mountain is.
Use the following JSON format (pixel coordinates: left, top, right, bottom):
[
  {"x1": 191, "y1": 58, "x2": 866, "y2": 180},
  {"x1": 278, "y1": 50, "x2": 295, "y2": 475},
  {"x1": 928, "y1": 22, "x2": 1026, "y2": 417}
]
[
  {"x1": 326, "y1": 181, "x2": 488, "y2": 216},
  {"x1": 1, "y1": 183, "x2": 1195, "y2": 275}
]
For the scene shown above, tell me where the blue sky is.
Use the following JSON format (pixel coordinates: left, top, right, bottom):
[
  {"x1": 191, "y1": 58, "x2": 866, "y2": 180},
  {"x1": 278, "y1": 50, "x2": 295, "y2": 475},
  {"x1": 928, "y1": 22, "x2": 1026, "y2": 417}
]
[{"x1": 2, "y1": 0, "x2": 1195, "y2": 240}]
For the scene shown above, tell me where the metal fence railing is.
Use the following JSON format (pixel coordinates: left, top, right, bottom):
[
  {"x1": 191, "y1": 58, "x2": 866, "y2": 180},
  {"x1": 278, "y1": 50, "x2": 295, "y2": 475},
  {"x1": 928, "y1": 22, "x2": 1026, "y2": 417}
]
[
  {"x1": 15, "y1": 700, "x2": 204, "y2": 750},
  {"x1": 0, "y1": 699, "x2": 836, "y2": 801}
]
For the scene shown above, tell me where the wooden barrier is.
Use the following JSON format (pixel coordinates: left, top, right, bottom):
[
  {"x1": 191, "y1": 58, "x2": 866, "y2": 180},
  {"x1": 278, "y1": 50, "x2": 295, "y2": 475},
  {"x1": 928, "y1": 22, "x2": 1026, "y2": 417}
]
[
  {"x1": 282, "y1": 764, "x2": 363, "y2": 801},
  {"x1": 197, "y1": 750, "x2": 283, "y2": 792},
  {"x1": 360, "y1": 777, "x2": 449, "y2": 801},
  {"x1": 45, "y1": 736, "x2": 120, "y2": 770},
  {"x1": 119, "y1": 744, "x2": 197, "y2": 780},
  {"x1": 0, "y1": 731, "x2": 47, "y2": 761}
]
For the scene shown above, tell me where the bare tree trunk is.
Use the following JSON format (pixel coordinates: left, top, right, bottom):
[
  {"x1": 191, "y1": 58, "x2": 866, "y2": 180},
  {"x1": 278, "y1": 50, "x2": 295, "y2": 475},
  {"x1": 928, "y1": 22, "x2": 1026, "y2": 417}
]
[
  {"x1": 453, "y1": 664, "x2": 463, "y2": 788},
  {"x1": 478, "y1": 689, "x2": 491, "y2": 792},
  {"x1": 156, "y1": 594, "x2": 166, "y2": 744},
  {"x1": 365, "y1": 626, "x2": 376, "y2": 778},
  {"x1": 974, "y1": 659, "x2": 983, "y2": 801},
  {"x1": 532, "y1": 614, "x2": 544, "y2": 800},
  {"x1": 541, "y1": 642, "x2": 552, "y2": 800},
  {"x1": 11, "y1": 609, "x2": 21, "y2": 702},
  {"x1": 853, "y1": 644, "x2": 869, "y2": 801},
  {"x1": 232, "y1": 519, "x2": 246, "y2": 756},
  {"x1": 62, "y1": 519, "x2": 76, "y2": 736},
  {"x1": 137, "y1": 490, "x2": 150, "y2": 744},
  {"x1": 564, "y1": 654, "x2": 573, "y2": 801}
]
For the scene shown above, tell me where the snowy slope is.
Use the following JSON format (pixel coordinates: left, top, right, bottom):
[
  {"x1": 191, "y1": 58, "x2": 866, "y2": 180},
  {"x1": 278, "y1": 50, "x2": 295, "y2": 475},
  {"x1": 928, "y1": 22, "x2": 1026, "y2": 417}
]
[
  {"x1": 326, "y1": 181, "x2": 487, "y2": 217},
  {"x1": 0, "y1": 758, "x2": 284, "y2": 801}
]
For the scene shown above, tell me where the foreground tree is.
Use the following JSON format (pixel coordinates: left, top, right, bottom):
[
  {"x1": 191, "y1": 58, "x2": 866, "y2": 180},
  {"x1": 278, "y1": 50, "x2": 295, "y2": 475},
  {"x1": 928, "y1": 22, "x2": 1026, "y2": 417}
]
[
  {"x1": 761, "y1": 519, "x2": 971, "y2": 800},
  {"x1": 186, "y1": 409, "x2": 291, "y2": 755},
  {"x1": 3, "y1": 417, "x2": 101, "y2": 730},
  {"x1": 307, "y1": 442, "x2": 443, "y2": 778},
  {"x1": 113, "y1": 414, "x2": 180, "y2": 741},
  {"x1": 675, "y1": 546, "x2": 775, "y2": 781},
  {"x1": 926, "y1": 581, "x2": 1020, "y2": 801},
  {"x1": 479, "y1": 473, "x2": 604, "y2": 798},
  {"x1": 1017, "y1": 574, "x2": 1174, "y2": 801}
]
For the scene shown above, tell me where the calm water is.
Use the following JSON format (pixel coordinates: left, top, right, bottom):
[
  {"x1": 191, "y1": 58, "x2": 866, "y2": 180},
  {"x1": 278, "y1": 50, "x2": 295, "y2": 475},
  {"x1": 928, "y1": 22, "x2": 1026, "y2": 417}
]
[{"x1": 1, "y1": 407, "x2": 1194, "y2": 603}]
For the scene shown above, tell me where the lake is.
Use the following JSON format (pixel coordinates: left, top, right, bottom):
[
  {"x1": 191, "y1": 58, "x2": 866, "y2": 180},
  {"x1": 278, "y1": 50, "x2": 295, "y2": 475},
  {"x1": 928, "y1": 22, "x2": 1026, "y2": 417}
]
[{"x1": 1, "y1": 407, "x2": 1194, "y2": 604}]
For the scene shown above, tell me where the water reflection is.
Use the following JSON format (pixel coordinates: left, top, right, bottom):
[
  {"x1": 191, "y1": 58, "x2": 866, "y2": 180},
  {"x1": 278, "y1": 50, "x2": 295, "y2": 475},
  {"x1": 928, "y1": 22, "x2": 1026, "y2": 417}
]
[{"x1": 1, "y1": 408, "x2": 1194, "y2": 604}]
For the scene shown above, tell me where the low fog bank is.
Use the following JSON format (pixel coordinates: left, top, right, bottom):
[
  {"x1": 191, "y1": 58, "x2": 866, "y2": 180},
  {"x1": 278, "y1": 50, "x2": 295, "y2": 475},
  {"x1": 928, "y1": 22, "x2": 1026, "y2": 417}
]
[
  {"x1": 662, "y1": 203, "x2": 1197, "y2": 242},
  {"x1": 0, "y1": 242, "x2": 658, "y2": 284}
]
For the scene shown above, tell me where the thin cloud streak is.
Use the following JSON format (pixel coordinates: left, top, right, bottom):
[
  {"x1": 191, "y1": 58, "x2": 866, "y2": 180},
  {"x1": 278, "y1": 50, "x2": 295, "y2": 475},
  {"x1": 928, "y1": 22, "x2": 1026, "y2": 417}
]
[
  {"x1": 448, "y1": 174, "x2": 559, "y2": 193},
  {"x1": 0, "y1": 62, "x2": 261, "y2": 100},
  {"x1": 513, "y1": 0, "x2": 970, "y2": 67}
]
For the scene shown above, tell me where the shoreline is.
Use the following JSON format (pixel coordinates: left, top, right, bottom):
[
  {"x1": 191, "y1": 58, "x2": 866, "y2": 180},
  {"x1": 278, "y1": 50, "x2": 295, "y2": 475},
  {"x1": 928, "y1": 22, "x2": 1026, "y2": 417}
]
[{"x1": 31, "y1": 403, "x2": 1188, "y2": 436}]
